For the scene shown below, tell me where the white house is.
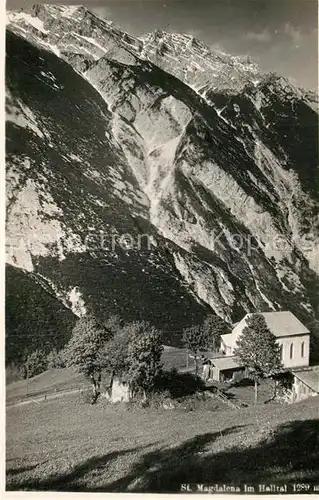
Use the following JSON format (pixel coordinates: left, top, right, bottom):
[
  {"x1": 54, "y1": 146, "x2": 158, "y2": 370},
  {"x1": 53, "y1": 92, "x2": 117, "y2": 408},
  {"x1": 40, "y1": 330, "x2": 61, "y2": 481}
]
[{"x1": 220, "y1": 311, "x2": 310, "y2": 369}]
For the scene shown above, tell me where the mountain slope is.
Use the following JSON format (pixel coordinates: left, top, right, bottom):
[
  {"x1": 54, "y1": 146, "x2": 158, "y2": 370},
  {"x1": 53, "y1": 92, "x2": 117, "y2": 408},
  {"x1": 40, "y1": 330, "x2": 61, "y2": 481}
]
[
  {"x1": 5, "y1": 265, "x2": 76, "y2": 365},
  {"x1": 6, "y1": 30, "x2": 213, "y2": 353},
  {"x1": 5, "y1": 6, "x2": 319, "y2": 357}
]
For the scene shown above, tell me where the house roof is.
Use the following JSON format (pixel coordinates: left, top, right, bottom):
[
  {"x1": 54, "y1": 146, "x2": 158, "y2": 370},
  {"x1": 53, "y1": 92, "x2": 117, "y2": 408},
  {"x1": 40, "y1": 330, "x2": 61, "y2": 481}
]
[
  {"x1": 232, "y1": 311, "x2": 310, "y2": 339},
  {"x1": 292, "y1": 367, "x2": 319, "y2": 393},
  {"x1": 162, "y1": 345, "x2": 180, "y2": 351},
  {"x1": 210, "y1": 356, "x2": 244, "y2": 371},
  {"x1": 221, "y1": 333, "x2": 233, "y2": 344},
  {"x1": 188, "y1": 350, "x2": 220, "y2": 359}
]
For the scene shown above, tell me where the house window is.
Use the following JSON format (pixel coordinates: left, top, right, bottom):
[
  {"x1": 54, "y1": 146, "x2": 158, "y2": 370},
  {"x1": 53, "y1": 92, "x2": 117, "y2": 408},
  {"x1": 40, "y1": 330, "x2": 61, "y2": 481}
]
[
  {"x1": 290, "y1": 343, "x2": 294, "y2": 359},
  {"x1": 301, "y1": 342, "x2": 305, "y2": 358}
]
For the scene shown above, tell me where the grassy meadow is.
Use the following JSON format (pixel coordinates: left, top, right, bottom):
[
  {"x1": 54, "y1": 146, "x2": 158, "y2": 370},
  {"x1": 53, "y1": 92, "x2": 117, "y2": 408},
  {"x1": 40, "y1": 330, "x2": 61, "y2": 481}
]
[
  {"x1": 6, "y1": 388, "x2": 319, "y2": 492},
  {"x1": 6, "y1": 368, "x2": 88, "y2": 406},
  {"x1": 6, "y1": 347, "x2": 319, "y2": 492}
]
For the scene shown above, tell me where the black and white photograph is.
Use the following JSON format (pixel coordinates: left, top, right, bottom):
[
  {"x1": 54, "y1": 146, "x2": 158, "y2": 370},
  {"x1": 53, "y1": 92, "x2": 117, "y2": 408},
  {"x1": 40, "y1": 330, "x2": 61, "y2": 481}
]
[{"x1": 4, "y1": 0, "x2": 319, "y2": 494}]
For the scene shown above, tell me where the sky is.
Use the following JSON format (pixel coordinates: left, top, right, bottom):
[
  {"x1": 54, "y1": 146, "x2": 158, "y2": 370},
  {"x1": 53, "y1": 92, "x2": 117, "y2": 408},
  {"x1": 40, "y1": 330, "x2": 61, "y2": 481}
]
[{"x1": 6, "y1": 0, "x2": 319, "y2": 91}]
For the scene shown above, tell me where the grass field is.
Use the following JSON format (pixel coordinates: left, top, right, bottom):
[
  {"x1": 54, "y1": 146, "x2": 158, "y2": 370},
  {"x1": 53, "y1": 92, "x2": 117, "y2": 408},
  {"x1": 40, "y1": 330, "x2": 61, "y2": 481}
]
[
  {"x1": 6, "y1": 347, "x2": 191, "y2": 407},
  {"x1": 6, "y1": 368, "x2": 89, "y2": 406},
  {"x1": 6, "y1": 390, "x2": 319, "y2": 492}
]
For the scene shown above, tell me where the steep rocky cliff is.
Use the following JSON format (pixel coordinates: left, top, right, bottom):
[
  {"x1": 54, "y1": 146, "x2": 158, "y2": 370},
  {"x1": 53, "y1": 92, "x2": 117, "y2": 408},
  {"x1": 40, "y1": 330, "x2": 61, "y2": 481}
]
[{"x1": 5, "y1": 5, "x2": 319, "y2": 358}]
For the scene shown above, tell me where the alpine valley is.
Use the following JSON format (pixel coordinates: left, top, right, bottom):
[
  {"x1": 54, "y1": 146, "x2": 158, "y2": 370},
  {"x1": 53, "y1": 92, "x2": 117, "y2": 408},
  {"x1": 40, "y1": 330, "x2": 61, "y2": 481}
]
[{"x1": 5, "y1": 5, "x2": 319, "y2": 363}]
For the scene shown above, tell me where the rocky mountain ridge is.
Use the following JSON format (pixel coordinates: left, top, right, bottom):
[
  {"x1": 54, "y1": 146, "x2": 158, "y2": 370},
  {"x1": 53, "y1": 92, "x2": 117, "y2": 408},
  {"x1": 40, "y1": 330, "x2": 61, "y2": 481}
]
[
  {"x1": 5, "y1": 5, "x2": 319, "y2": 361},
  {"x1": 6, "y1": 5, "x2": 266, "y2": 95}
]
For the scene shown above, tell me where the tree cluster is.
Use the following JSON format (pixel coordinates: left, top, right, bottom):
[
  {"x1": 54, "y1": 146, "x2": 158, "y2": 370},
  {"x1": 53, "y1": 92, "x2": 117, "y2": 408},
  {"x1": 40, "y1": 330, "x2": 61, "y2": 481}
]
[{"x1": 63, "y1": 315, "x2": 163, "y2": 403}]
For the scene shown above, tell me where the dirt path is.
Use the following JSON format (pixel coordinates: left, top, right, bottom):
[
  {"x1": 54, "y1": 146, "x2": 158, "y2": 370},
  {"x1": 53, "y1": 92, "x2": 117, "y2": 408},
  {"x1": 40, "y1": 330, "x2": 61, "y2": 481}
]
[{"x1": 6, "y1": 388, "x2": 81, "y2": 409}]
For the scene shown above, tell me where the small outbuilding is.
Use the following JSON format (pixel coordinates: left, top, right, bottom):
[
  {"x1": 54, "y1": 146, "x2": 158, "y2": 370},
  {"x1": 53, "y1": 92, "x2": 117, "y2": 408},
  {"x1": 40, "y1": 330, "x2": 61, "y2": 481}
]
[
  {"x1": 291, "y1": 367, "x2": 319, "y2": 403},
  {"x1": 103, "y1": 378, "x2": 130, "y2": 403},
  {"x1": 202, "y1": 356, "x2": 245, "y2": 383}
]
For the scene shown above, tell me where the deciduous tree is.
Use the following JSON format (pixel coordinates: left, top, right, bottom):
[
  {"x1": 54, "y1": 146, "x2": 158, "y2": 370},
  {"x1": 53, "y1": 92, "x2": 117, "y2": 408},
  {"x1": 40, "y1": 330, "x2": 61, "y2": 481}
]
[
  {"x1": 126, "y1": 321, "x2": 163, "y2": 399},
  {"x1": 97, "y1": 327, "x2": 130, "y2": 396},
  {"x1": 202, "y1": 315, "x2": 228, "y2": 352},
  {"x1": 183, "y1": 315, "x2": 228, "y2": 375},
  {"x1": 182, "y1": 325, "x2": 206, "y2": 375},
  {"x1": 64, "y1": 315, "x2": 118, "y2": 403}
]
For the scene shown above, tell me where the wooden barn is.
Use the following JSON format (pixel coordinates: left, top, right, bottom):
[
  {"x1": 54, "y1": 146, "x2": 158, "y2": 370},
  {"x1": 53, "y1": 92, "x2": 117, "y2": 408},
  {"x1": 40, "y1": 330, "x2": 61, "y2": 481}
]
[
  {"x1": 202, "y1": 356, "x2": 245, "y2": 383},
  {"x1": 291, "y1": 367, "x2": 319, "y2": 402}
]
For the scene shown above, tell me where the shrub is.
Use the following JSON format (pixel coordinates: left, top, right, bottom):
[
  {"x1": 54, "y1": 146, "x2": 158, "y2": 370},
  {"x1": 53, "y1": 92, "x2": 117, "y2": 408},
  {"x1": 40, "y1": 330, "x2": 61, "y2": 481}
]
[
  {"x1": 126, "y1": 389, "x2": 172, "y2": 411},
  {"x1": 47, "y1": 348, "x2": 66, "y2": 369},
  {"x1": 154, "y1": 369, "x2": 205, "y2": 399},
  {"x1": 22, "y1": 349, "x2": 48, "y2": 378}
]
